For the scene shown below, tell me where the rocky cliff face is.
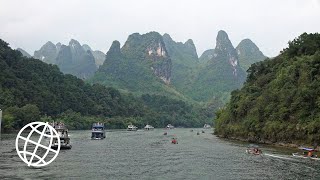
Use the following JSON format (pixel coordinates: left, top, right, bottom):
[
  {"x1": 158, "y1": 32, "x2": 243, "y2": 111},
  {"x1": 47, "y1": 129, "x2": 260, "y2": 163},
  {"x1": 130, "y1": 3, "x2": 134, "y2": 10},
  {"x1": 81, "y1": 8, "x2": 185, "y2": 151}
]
[
  {"x1": 236, "y1": 39, "x2": 267, "y2": 70},
  {"x1": 121, "y1": 32, "x2": 172, "y2": 84},
  {"x1": 213, "y1": 30, "x2": 240, "y2": 77}
]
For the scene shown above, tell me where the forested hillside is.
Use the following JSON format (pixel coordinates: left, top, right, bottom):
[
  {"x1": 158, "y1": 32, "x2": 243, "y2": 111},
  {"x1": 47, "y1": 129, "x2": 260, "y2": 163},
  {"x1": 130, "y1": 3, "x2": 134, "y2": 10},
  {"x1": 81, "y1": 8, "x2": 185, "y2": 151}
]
[
  {"x1": 0, "y1": 39, "x2": 211, "y2": 131},
  {"x1": 214, "y1": 33, "x2": 320, "y2": 145}
]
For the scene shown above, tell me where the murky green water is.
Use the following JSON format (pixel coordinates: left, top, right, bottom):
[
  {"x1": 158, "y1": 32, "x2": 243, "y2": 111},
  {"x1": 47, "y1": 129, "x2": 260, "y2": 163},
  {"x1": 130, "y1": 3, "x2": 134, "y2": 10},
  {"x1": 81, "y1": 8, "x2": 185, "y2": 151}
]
[{"x1": 0, "y1": 128, "x2": 319, "y2": 179}]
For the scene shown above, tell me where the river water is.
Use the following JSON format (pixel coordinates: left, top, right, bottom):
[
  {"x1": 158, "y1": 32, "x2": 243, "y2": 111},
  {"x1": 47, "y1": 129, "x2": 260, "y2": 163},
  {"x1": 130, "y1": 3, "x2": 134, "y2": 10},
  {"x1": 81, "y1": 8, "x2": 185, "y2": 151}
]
[{"x1": 0, "y1": 128, "x2": 319, "y2": 179}]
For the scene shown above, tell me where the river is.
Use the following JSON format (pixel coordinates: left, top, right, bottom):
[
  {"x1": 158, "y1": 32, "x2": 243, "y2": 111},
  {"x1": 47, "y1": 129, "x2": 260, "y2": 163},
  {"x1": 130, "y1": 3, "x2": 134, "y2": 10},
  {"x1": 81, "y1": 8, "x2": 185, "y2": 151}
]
[{"x1": 0, "y1": 128, "x2": 319, "y2": 179}]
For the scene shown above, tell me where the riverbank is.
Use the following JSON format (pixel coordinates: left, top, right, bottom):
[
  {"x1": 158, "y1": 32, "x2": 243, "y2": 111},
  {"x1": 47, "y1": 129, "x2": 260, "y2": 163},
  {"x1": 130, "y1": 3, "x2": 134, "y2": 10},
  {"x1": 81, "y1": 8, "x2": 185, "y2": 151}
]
[{"x1": 216, "y1": 135, "x2": 320, "y2": 151}]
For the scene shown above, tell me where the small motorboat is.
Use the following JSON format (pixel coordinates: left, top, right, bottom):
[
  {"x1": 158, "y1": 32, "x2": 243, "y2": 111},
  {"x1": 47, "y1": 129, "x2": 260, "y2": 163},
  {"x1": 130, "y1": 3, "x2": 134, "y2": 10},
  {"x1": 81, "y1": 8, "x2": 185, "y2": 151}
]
[
  {"x1": 202, "y1": 130, "x2": 205, "y2": 133},
  {"x1": 171, "y1": 138, "x2": 178, "y2": 144},
  {"x1": 163, "y1": 132, "x2": 168, "y2": 135},
  {"x1": 246, "y1": 144, "x2": 262, "y2": 155},
  {"x1": 197, "y1": 132, "x2": 200, "y2": 135},
  {"x1": 292, "y1": 147, "x2": 319, "y2": 160}
]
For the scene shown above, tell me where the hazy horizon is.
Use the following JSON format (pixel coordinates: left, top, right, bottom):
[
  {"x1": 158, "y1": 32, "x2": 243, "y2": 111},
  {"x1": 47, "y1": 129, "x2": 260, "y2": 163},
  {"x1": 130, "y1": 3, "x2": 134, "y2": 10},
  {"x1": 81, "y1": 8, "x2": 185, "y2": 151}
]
[{"x1": 1, "y1": 0, "x2": 320, "y2": 57}]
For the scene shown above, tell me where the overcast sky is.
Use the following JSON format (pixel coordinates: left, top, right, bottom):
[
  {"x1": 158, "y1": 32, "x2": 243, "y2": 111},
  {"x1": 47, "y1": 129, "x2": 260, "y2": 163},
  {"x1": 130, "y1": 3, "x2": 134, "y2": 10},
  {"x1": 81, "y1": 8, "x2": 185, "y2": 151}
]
[{"x1": 0, "y1": 0, "x2": 319, "y2": 57}]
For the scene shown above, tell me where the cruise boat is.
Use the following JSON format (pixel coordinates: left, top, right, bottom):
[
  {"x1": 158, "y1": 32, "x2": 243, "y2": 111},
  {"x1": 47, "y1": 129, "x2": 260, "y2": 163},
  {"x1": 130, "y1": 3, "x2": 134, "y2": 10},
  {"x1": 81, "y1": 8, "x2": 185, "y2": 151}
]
[
  {"x1": 144, "y1": 124, "x2": 154, "y2": 130},
  {"x1": 49, "y1": 122, "x2": 72, "y2": 150},
  {"x1": 127, "y1": 124, "x2": 138, "y2": 131},
  {"x1": 166, "y1": 124, "x2": 174, "y2": 129},
  {"x1": 203, "y1": 124, "x2": 211, "y2": 129},
  {"x1": 91, "y1": 123, "x2": 106, "y2": 140}
]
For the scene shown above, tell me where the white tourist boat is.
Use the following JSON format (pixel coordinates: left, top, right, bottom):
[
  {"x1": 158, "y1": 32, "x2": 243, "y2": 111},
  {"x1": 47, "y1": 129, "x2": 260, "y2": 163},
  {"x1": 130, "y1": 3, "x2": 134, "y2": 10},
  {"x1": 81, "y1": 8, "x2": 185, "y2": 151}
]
[
  {"x1": 127, "y1": 124, "x2": 138, "y2": 131},
  {"x1": 166, "y1": 124, "x2": 174, "y2": 129},
  {"x1": 144, "y1": 124, "x2": 154, "y2": 130}
]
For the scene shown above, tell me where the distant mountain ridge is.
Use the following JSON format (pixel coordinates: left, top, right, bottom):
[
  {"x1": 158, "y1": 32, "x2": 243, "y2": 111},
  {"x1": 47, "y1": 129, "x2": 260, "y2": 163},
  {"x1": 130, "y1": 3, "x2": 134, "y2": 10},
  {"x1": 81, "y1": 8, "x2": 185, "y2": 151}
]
[
  {"x1": 90, "y1": 30, "x2": 266, "y2": 104},
  {"x1": 29, "y1": 31, "x2": 266, "y2": 104},
  {"x1": 34, "y1": 39, "x2": 99, "y2": 78}
]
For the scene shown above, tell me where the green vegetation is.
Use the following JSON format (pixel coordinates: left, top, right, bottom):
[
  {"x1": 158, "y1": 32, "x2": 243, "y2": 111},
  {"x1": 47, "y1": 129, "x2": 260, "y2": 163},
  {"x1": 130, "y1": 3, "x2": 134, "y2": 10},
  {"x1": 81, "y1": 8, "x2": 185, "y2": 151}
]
[
  {"x1": 214, "y1": 33, "x2": 320, "y2": 145},
  {"x1": 163, "y1": 34, "x2": 199, "y2": 96},
  {"x1": 0, "y1": 39, "x2": 211, "y2": 131}
]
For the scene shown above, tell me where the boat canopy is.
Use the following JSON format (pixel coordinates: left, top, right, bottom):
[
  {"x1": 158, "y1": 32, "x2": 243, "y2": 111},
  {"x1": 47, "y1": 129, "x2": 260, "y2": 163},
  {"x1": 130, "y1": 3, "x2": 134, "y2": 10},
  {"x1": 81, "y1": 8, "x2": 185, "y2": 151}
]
[
  {"x1": 93, "y1": 125, "x2": 104, "y2": 128},
  {"x1": 298, "y1": 147, "x2": 316, "y2": 151}
]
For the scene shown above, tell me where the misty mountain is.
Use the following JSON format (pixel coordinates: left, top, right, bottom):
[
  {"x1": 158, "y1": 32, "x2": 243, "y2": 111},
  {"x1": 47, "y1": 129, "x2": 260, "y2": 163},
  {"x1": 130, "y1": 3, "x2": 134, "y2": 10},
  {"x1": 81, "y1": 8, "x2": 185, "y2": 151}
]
[
  {"x1": 199, "y1": 49, "x2": 214, "y2": 64},
  {"x1": 82, "y1": 44, "x2": 106, "y2": 67},
  {"x1": 16, "y1": 48, "x2": 31, "y2": 58},
  {"x1": 34, "y1": 41, "x2": 59, "y2": 64},
  {"x1": 34, "y1": 40, "x2": 98, "y2": 79},
  {"x1": 55, "y1": 39, "x2": 97, "y2": 79},
  {"x1": 236, "y1": 39, "x2": 267, "y2": 71}
]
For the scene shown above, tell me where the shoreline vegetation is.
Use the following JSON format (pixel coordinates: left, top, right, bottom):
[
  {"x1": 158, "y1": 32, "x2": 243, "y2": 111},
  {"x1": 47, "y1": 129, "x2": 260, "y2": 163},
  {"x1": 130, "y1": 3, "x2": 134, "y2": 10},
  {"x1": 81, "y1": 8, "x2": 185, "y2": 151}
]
[{"x1": 214, "y1": 32, "x2": 320, "y2": 149}]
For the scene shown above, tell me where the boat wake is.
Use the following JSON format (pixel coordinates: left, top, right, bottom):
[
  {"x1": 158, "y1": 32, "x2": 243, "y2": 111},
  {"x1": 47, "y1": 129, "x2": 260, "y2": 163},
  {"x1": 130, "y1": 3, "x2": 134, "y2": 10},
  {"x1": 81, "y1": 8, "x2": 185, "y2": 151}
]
[{"x1": 264, "y1": 153, "x2": 293, "y2": 160}]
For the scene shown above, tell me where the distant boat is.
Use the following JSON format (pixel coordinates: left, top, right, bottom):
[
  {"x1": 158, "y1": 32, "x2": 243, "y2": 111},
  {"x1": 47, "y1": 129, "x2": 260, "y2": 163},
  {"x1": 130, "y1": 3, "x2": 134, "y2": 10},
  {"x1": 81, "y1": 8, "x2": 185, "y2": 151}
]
[
  {"x1": 127, "y1": 124, "x2": 138, "y2": 131},
  {"x1": 48, "y1": 122, "x2": 72, "y2": 150},
  {"x1": 163, "y1": 132, "x2": 168, "y2": 135},
  {"x1": 203, "y1": 124, "x2": 211, "y2": 129},
  {"x1": 166, "y1": 124, "x2": 174, "y2": 129},
  {"x1": 197, "y1": 132, "x2": 200, "y2": 135},
  {"x1": 246, "y1": 144, "x2": 262, "y2": 155},
  {"x1": 144, "y1": 124, "x2": 154, "y2": 130},
  {"x1": 91, "y1": 123, "x2": 106, "y2": 140},
  {"x1": 171, "y1": 138, "x2": 178, "y2": 144},
  {"x1": 292, "y1": 147, "x2": 319, "y2": 160}
]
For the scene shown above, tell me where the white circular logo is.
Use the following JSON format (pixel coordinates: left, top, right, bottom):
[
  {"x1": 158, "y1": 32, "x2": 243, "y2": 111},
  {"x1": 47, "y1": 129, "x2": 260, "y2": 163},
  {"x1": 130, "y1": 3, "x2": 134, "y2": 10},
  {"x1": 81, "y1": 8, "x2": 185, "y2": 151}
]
[{"x1": 15, "y1": 122, "x2": 60, "y2": 167}]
